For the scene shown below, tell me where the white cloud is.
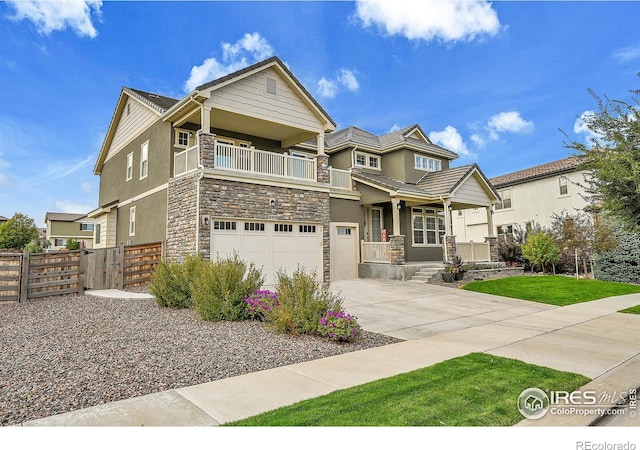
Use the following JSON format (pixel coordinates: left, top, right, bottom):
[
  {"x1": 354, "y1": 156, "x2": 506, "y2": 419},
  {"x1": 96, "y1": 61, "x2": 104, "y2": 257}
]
[
  {"x1": 34, "y1": 155, "x2": 93, "y2": 185},
  {"x1": 388, "y1": 123, "x2": 402, "y2": 133},
  {"x1": 7, "y1": 0, "x2": 102, "y2": 38},
  {"x1": 470, "y1": 133, "x2": 486, "y2": 148},
  {"x1": 184, "y1": 32, "x2": 275, "y2": 92},
  {"x1": 355, "y1": 0, "x2": 501, "y2": 43},
  {"x1": 573, "y1": 110, "x2": 600, "y2": 145},
  {"x1": 53, "y1": 200, "x2": 93, "y2": 214},
  {"x1": 317, "y1": 77, "x2": 338, "y2": 98},
  {"x1": 429, "y1": 125, "x2": 474, "y2": 158},
  {"x1": 612, "y1": 44, "x2": 640, "y2": 62},
  {"x1": 317, "y1": 68, "x2": 360, "y2": 98},
  {"x1": 487, "y1": 111, "x2": 534, "y2": 138}
]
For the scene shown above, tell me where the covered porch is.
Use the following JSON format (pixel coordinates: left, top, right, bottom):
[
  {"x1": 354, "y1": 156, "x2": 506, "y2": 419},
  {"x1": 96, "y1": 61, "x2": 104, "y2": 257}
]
[{"x1": 353, "y1": 165, "x2": 501, "y2": 266}]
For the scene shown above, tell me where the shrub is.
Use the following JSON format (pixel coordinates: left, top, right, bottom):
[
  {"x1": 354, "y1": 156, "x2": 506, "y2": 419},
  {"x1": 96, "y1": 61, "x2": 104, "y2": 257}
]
[
  {"x1": 244, "y1": 290, "x2": 279, "y2": 321},
  {"x1": 594, "y1": 229, "x2": 640, "y2": 284},
  {"x1": 192, "y1": 253, "x2": 264, "y2": 322},
  {"x1": 318, "y1": 310, "x2": 362, "y2": 343},
  {"x1": 265, "y1": 267, "x2": 342, "y2": 335},
  {"x1": 497, "y1": 237, "x2": 523, "y2": 265},
  {"x1": 149, "y1": 258, "x2": 196, "y2": 309},
  {"x1": 66, "y1": 239, "x2": 80, "y2": 250},
  {"x1": 25, "y1": 239, "x2": 50, "y2": 253},
  {"x1": 521, "y1": 231, "x2": 560, "y2": 274}
]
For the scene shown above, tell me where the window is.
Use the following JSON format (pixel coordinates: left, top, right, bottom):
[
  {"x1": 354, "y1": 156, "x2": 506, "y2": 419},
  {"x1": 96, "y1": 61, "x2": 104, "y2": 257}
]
[
  {"x1": 559, "y1": 176, "x2": 568, "y2": 195},
  {"x1": 213, "y1": 221, "x2": 236, "y2": 230},
  {"x1": 129, "y1": 207, "x2": 136, "y2": 237},
  {"x1": 80, "y1": 223, "x2": 93, "y2": 231},
  {"x1": 244, "y1": 222, "x2": 265, "y2": 232},
  {"x1": 414, "y1": 155, "x2": 442, "y2": 172},
  {"x1": 497, "y1": 224, "x2": 514, "y2": 241},
  {"x1": 369, "y1": 208, "x2": 383, "y2": 242},
  {"x1": 176, "y1": 130, "x2": 190, "y2": 148},
  {"x1": 337, "y1": 227, "x2": 352, "y2": 236},
  {"x1": 354, "y1": 151, "x2": 381, "y2": 170},
  {"x1": 274, "y1": 223, "x2": 293, "y2": 233},
  {"x1": 140, "y1": 142, "x2": 148, "y2": 179},
  {"x1": 126, "y1": 152, "x2": 133, "y2": 181},
  {"x1": 95, "y1": 224, "x2": 101, "y2": 244},
  {"x1": 54, "y1": 238, "x2": 65, "y2": 247},
  {"x1": 412, "y1": 208, "x2": 445, "y2": 246},
  {"x1": 299, "y1": 225, "x2": 316, "y2": 233},
  {"x1": 495, "y1": 189, "x2": 512, "y2": 209}
]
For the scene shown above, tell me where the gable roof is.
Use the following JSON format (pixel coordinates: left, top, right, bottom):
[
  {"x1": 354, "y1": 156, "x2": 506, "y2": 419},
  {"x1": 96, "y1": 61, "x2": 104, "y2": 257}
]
[
  {"x1": 0, "y1": 215, "x2": 8, "y2": 221},
  {"x1": 490, "y1": 156, "x2": 580, "y2": 188},
  {"x1": 352, "y1": 163, "x2": 499, "y2": 203},
  {"x1": 163, "y1": 56, "x2": 336, "y2": 129},
  {"x1": 126, "y1": 88, "x2": 179, "y2": 113},
  {"x1": 303, "y1": 124, "x2": 459, "y2": 160},
  {"x1": 45, "y1": 212, "x2": 87, "y2": 223}
]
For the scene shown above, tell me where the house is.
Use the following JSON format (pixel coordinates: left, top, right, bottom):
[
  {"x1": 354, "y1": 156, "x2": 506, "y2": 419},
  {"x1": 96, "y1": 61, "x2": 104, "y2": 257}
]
[
  {"x1": 0, "y1": 215, "x2": 8, "y2": 226},
  {"x1": 90, "y1": 56, "x2": 500, "y2": 284},
  {"x1": 44, "y1": 212, "x2": 94, "y2": 250},
  {"x1": 453, "y1": 156, "x2": 589, "y2": 241}
]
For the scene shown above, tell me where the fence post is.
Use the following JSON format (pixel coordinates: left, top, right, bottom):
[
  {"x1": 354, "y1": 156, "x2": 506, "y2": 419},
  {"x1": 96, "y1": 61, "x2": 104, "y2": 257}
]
[
  {"x1": 118, "y1": 243, "x2": 125, "y2": 290},
  {"x1": 78, "y1": 250, "x2": 85, "y2": 295},
  {"x1": 20, "y1": 250, "x2": 30, "y2": 303}
]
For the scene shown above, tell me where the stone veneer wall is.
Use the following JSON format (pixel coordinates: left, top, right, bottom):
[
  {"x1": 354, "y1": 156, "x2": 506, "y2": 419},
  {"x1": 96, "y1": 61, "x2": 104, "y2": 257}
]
[
  {"x1": 197, "y1": 178, "x2": 331, "y2": 283},
  {"x1": 166, "y1": 172, "x2": 200, "y2": 261},
  {"x1": 445, "y1": 235, "x2": 457, "y2": 262},
  {"x1": 485, "y1": 236, "x2": 499, "y2": 262},
  {"x1": 389, "y1": 235, "x2": 405, "y2": 265}
]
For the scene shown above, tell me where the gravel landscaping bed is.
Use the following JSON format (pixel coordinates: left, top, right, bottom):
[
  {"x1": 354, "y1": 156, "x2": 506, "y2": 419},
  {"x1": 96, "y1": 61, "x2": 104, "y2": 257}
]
[{"x1": 0, "y1": 292, "x2": 401, "y2": 426}]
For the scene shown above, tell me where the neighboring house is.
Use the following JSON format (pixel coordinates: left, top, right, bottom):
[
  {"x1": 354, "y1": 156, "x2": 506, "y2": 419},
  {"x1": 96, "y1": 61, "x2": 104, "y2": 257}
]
[
  {"x1": 0, "y1": 215, "x2": 8, "y2": 226},
  {"x1": 91, "y1": 56, "x2": 500, "y2": 284},
  {"x1": 44, "y1": 213, "x2": 94, "y2": 250},
  {"x1": 453, "y1": 156, "x2": 589, "y2": 242}
]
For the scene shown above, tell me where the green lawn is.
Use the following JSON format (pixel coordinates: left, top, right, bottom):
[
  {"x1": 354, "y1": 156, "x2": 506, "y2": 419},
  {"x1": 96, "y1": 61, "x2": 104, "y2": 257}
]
[
  {"x1": 618, "y1": 305, "x2": 640, "y2": 314},
  {"x1": 226, "y1": 353, "x2": 589, "y2": 426},
  {"x1": 462, "y1": 276, "x2": 640, "y2": 306}
]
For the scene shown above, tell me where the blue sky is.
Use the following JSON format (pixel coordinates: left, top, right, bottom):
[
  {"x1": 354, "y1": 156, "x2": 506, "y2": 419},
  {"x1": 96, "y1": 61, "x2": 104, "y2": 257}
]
[{"x1": 1, "y1": 1, "x2": 640, "y2": 226}]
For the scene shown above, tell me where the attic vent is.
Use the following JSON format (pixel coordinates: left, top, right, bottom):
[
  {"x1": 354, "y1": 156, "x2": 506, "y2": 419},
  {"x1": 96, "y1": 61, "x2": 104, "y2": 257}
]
[
  {"x1": 148, "y1": 93, "x2": 160, "y2": 98},
  {"x1": 266, "y1": 77, "x2": 277, "y2": 95}
]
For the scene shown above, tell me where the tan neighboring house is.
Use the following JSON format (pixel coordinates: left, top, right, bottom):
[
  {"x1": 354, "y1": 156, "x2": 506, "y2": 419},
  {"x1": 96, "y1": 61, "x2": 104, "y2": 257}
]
[
  {"x1": 44, "y1": 213, "x2": 94, "y2": 250},
  {"x1": 453, "y1": 156, "x2": 589, "y2": 241},
  {"x1": 90, "y1": 56, "x2": 500, "y2": 284}
]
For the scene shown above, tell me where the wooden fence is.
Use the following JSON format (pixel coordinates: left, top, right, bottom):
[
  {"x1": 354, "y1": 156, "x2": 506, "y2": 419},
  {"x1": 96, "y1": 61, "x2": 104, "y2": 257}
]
[{"x1": 0, "y1": 242, "x2": 163, "y2": 303}]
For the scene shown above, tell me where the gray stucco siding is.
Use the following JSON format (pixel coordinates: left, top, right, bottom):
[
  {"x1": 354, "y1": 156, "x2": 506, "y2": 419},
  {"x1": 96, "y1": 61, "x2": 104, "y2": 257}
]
[{"x1": 115, "y1": 189, "x2": 167, "y2": 246}]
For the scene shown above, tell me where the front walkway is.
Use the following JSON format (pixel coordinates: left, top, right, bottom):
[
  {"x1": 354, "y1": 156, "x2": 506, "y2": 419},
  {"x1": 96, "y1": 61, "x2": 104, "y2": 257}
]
[{"x1": 24, "y1": 280, "x2": 640, "y2": 426}]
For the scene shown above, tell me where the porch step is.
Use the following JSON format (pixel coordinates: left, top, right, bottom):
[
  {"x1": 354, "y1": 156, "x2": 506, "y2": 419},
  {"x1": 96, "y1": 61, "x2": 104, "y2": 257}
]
[{"x1": 407, "y1": 266, "x2": 443, "y2": 283}]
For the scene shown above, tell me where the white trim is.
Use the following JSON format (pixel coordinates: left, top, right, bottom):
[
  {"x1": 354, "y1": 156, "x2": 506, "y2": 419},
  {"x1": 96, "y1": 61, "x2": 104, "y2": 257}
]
[
  {"x1": 175, "y1": 129, "x2": 191, "y2": 149},
  {"x1": 354, "y1": 151, "x2": 381, "y2": 171},
  {"x1": 330, "y1": 222, "x2": 360, "y2": 282},
  {"x1": 329, "y1": 191, "x2": 361, "y2": 200},
  {"x1": 411, "y1": 208, "x2": 446, "y2": 247},
  {"x1": 203, "y1": 169, "x2": 329, "y2": 193},
  {"x1": 117, "y1": 183, "x2": 168, "y2": 208},
  {"x1": 140, "y1": 141, "x2": 149, "y2": 180},
  {"x1": 414, "y1": 154, "x2": 441, "y2": 172},
  {"x1": 129, "y1": 206, "x2": 136, "y2": 237}
]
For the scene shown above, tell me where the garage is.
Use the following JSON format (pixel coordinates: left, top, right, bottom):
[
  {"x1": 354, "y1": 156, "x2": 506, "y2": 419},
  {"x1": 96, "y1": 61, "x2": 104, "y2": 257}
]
[
  {"x1": 210, "y1": 219, "x2": 322, "y2": 285},
  {"x1": 330, "y1": 223, "x2": 359, "y2": 282}
]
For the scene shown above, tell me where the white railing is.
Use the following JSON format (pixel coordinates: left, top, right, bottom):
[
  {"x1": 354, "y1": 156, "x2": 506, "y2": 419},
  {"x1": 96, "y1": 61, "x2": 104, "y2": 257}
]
[
  {"x1": 214, "y1": 143, "x2": 317, "y2": 181},
  {"x1": 361, "y1": 241, "x2": 391, "y2": 264},
  {"x1": 329, "y1": 168, "x2": 352, "y2": 190},
  {"x1": 174, "y1": 145, "x2": 199, "y2": 177},
  {"x1": 456, "y1": 241, "x2": 490, "y2": 262}
]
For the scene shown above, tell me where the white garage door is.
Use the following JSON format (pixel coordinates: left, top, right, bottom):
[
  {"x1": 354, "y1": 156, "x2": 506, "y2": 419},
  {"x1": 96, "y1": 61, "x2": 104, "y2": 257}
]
[
  {"x1": 211, "y1": 219, "x2": 322, "y2": 286},
  {"x1": 330, "y1": 223, "x2": 358, "y2": 282}
]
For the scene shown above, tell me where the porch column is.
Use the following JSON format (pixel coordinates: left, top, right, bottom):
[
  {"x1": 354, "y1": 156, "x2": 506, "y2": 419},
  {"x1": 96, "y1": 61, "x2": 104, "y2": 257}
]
[
  {"x1": 486, "y1": 205, "x2": 495, "y2": 237},
  {"x1": 443, "y1": 199, "x2": 452, "y2": 234},
  {"x1": 391, "y1": 198, "x2": 401, "y2": 236},
  {"x1": 317, "y1": 131, "x2": 325, "y2": 156},
  {"x1": 389, "y1": 235, "x2": 405, "y2": 265},
  {"x1": 201, "y1": 106, "x2": 211, "y2": 133}
]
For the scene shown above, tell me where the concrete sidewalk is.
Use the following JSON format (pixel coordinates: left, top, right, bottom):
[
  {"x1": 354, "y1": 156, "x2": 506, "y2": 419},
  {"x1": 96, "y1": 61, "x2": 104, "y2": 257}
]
[{"x1": 23, "y1": 281, "x2": 640, "y2": 426}]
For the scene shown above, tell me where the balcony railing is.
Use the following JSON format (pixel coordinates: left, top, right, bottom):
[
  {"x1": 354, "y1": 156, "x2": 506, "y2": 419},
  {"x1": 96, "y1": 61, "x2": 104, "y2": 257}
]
[
  {"x1": 174, "y1": 145, "x2": 199, "y2": 177},
  {"x1": 456, "y1": 241, "x2": 490, "y2": 262},
  {"x1": 361, "y1": 241, "x2": 391, "y2": 264},
  {"x1": 214, "y1": 143, "x2": 317, "y2": 182},
  {"x1": 329, "y1": 168, "x2": 352, "y2": 190}
]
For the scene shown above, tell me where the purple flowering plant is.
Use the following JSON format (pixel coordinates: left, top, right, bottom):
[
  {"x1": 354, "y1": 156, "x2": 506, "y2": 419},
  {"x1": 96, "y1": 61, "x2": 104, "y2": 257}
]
[
  {"x1": 244, "y1": 290, "x2": 279, "y2": 321},
  {"x1": 318, "y1": 310, "x2": 362, "y2": 343}
]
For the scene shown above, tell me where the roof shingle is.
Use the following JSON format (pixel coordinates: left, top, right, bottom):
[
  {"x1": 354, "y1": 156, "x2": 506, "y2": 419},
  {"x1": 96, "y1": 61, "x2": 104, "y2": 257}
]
[{"x1": 490, "y1": 156, "x2": 580, "y2": 188}]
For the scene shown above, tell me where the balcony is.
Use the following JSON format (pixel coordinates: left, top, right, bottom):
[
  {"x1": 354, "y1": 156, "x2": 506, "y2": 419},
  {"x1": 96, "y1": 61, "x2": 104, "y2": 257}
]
[
  {"x1": 329, "y1": 168, "x2": 352, "y2": 190},
  {"x1": 361, "y1": 241, "x2": 391, "y2": 264},
  {"x1": 174, "y1": 145, "x2": 199, "y2": 177}
]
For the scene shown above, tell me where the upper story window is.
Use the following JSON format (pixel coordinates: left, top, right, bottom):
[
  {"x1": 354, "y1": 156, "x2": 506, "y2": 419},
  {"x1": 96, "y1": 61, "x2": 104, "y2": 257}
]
[
  {"x1": 80, "y1": 223, "x2": 94, "y2": 232},
  {"x1": 126, "y1": 152, "x2": 133, "y2": 181},
  {"x1": 129, "y1": 206, "x2": 136, "y2": 237},
  {"x1": 140, "y1": 141, "x2": 149, "y2": 180},
  {"x1": 176, "y1": 130, "x2": 190, "y2": 148},
  {"x1": 94, "y1": 223, "x2": 101, "y2": 244},
  {"x1": 559, "y1": 176, "x2": 568, "y2": 195},
  {"x1": 414, "y1": 155, "x2": 441, "y2": 172},
  {"x1": 495, "y1": 189, "x2": 512, "y2": 210},
  {"x1": 354, "y1": 151, "x2": 381, "y2": 170}
]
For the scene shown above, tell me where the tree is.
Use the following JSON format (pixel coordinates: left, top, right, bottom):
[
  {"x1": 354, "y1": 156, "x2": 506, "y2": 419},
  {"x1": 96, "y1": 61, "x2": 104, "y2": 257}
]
[
  {"x1": 66, "y1": 239, "x2": 80, "y2": 250},
  {"x1": 0, "y1": 213, "x2": 39, "y2": 250},
  {"x1": 521, "y1": 230, "x2": 560, "y2": 274},
  {"x1": 566, "y1": 82, "x2": 640, "y2": 231}
]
